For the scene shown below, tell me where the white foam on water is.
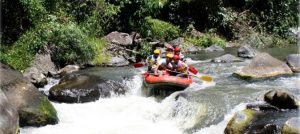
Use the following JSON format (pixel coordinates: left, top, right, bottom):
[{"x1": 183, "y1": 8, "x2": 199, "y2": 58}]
[
  {"x1": 21, "y1": 95, "x2": 184, "y2": 134},
  {"x1": 194, "y1": 103, "x2": 248, "y2": 134}
]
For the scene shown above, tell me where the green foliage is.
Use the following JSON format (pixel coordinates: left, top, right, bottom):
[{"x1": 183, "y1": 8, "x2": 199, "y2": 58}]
[
  {"x1": 83, "y1": 2, "x2": 120, "y2": 37},
  {"x1": 185, "y1": 34, "x2": 226, "y2": 48},
  {"x1": 90, "y1": 38, "x2": 110, "y2": 65},
  {"x1": 19, "y1": 0, "x2": 47, "y2": 24},
  {"x1": 107, "y1": 0, "x2": 161, "y2": 32},
  {"x1": 244, "y1": 0, "x2": 298, "y2": 37},
  {"x1": 141, "y1": 16, "x2": 181, "y2": 41},
  {"x1": 139, "y1": 42, "x2": 152, "y2": 58},
  {"x1": 1, "y1": 18, "x2": 96, "y2": 70}
]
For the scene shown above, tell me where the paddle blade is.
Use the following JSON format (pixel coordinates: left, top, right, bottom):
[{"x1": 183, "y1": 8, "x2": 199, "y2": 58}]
[
  {"x1": 133, "y1": 63, "x2": 144, "y2": 68},
  {"x1": 199, "y1": 75, "x2": 213, "y2": 82},
  {"x1": 188, "y1": 65, "x2": 198, "y2": 74}
]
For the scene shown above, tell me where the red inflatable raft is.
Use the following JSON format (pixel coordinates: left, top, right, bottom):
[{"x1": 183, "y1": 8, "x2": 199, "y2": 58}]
[{"x1": 143, "y1": 72, "x2": 193, "y2": 91}]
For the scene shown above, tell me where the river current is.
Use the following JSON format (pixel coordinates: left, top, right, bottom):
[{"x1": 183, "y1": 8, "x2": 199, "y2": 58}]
[{"x1": 21, "y1": 46, "x2": 299, "y2": 134}]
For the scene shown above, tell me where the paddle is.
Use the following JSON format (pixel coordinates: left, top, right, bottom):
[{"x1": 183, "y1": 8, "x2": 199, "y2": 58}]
[
  {"x1": 166, "y1": 69, "x2": 213, "y2": 82},
  {"x1": 188, "y1": 65, "x2": 198, "y2": 74}
]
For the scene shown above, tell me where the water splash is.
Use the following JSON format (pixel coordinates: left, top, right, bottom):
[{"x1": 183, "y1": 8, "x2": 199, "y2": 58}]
[{"x1": 194, "y1": 103, "x2": 248, "y2": 134}]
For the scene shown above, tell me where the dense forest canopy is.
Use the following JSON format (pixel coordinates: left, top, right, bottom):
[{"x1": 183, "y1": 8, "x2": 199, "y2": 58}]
[{"x1": 1, "y1": 0, "x2": 299, "y2": 70}]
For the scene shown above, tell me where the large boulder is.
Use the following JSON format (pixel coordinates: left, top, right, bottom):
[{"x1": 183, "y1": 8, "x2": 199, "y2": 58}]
[
  {"x1": 264, "y1": 89, "x2": 299, "y2": 109},
  {"x1": 107, "y1": 56, "x2": 129, "y2": 67},
  {"x1": 233, "y1": 53, "x2": 293, "y2": 79},
  {"x1": 237, "y1": 44, "x2": 259, "y2": 58},
  {"x1": 0, "y1": 62, "x2": 58, "y2": 127},
  {"x1": 204, "y1": 44, "x2": 224, "y2": 52},
  {"x1": 23, "y1": 67, "x2": 47, "y2": 87},
  {"x1": 211, "y1": 54, "x2": 243, "y2": 63},
  {"x1": 286, "y1": 54, "x2": 300, "y2": 72},
  {"x1": 224, "y1": 109, "x2": 256, "y2": 134},
  {"x1": 0, "y1": 90, "x2": 19, "y2": 134},
  {"x1": 104, "y1": 31, "x2": 133, "y2": 46},
  {"x1": 282, "y1": 117, "x2": 300, "y2": 134},
  {"x1": 49, "y1": 73, "x2": 127, "y2": 103},
  {"x1": 31, "y1": 53, "x2": 57, "y2": 76}
]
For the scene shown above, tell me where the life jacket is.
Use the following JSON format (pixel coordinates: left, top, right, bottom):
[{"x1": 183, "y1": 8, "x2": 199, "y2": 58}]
[
  {"x1": 147, "y1": 55, "x2": 160, "y2": 66},
  {"x1": 174, "y1": 52, "x2": 186, "y2": 62},
  {"x1": 170, "y1": 60, "x2": 186, "y2": 72},
  {"x1": 159, "y1": 60, "x2": 171, "y2": 70}
]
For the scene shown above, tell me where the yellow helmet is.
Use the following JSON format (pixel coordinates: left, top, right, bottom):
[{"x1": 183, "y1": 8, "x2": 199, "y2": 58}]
[
  {"x1": 154, "y1": 49, "x2": 160, "y2": 54},
  {"x1": 166, "y1": 53, "x2": 173, "y2": 58}
]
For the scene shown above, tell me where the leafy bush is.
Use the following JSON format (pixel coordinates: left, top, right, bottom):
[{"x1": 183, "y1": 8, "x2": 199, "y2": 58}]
[
  {"x1": 1, "y1": 18, "x2": 97, "y2": 70},
  {"x1": 83, "y1": 2, "x2": 120, "y2": 37},
  {"x1": 185, "y1": 34, "x2": 226, "y2": 48},
  {"x1": 141, "y1": 16, "x2": 181, "y2": 41},
  {"x1": 138, "y1": 42, "x2": 152, "y2": 58},
  {"x1": 90, "y1": 38, "x2": 110, "y2": 65}
]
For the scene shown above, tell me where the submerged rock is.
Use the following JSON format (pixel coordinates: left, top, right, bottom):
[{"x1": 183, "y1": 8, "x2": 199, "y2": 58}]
[
  {"x1": 282, "y1": 117, "x2": 300, "y2": 134},
  {"x1": 0, "y1": 90, "x2": 19, "y2": 134},
  {"x1": 237, "y1": 44, "x2": 259, "y2": 58},
  {"x1": 233, "y1": 53, "x2": 293, "y2": 79},
  {"x1": 225, "y1": 109, "x2": 256, "y2": 134},
  {"x1": 49, "y1": 73, "x2": 127, "y2": 103},
  {"x1": 286, "y1": 54, "x2": 300, "y2": 72},
  {"x1": 211, "y1": 54, "x2": 243, "y2": 63},
  {"x1": 0, "y1": 62, "x2": 58, "y2": 127},
  {"x1": 264, "y1": 89, "x2": 299, "y2": 109}
]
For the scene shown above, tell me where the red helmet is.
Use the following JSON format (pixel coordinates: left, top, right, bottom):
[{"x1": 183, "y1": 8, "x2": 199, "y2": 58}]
[
  {"x1": 174, "y1": 47, "x2": 180, "y2": 52},
  {"x1": 173, "y1": 55, "x2": 180, "y2": 61}
]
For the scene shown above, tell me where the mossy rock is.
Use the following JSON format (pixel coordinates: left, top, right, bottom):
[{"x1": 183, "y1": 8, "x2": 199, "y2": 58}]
[
  {"x1": 0, "y1": 62, "x2": 58, "y2": 127},
  {"x1": 282, "y1": 117, "x2": 300, "y2": 134},
  {"x1": 19, "y1": 97, "x2": 58, "y2": 127},
  {"x1": 225, "y1": 109, "x2": 256, "y2": 134}
]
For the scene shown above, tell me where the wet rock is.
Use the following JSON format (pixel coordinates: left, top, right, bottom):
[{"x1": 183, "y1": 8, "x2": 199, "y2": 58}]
[
  {"x1": 211, "y1": 54, "x2": 243, "y2": 63},
  {"x1": 282, "y1": 117, "x2": 300, "y2": 134},
  {"x1": 31, "y1": 53, "x2": 57, "y2": 76},
  {"x1": 0, "y1": 62, "x2": 58, "y2": 127},
  {"x1": 169, "y1": 37, "x2": 184, "y2": 47},
  {"x1": 233, "y1": 53, "x2": 293, "y2": 79},
  {"x1": 104, "y1": 31, "x2": 133, "y2": 46},
  {"x1": 186, "y1": 46, "x2": 201, "y2": 54},
  {"x1": 107, "y1": 56, "x2": 129, "y2": 67},
  {"x1": 204, "y1": 44, "x2": 224, "y2": 52},
  {"x1": 224, "y1": 109, "x2": 256, "y2": 134},
  {"x1": 286, "y1": 54, "x2": 300, "y2": 72},
  {"x1": 49, "y1": 73, "x2": 127, "y2": 103},
  {"x1": 56, "y1": 65, "x2": 80, "y2": 78},
  {"x1": 0, "y1": 90, "x2": 19, "y2": 134},
  {"x1": 23, "y1": 67, "x2": 48, "y2": 87},
  {"x1": 264, "y1": 89, "x2": 299, "y2": 109},
  {"x1": 247, "y1": 124, "x2": 280, "y2": 134},
  {"x1": 246, "y1": 103, "x2": 280, "y2": 111},
  {"x1": 237, "y1": 44, "x2": 259, "y2": 58}
]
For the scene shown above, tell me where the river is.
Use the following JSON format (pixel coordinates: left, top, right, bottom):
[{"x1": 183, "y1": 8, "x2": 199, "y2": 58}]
[{"x1": 21, "y1": 46, "x2": 299, "y2": 134}]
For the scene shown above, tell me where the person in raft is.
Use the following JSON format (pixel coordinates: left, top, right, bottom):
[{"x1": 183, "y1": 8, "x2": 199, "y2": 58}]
[
  {"x1": 154, "y1": 53, "x2": 173, "y2": 75},
  {"x1": 146, "y1": 49, "x2": 161, "y2": 73},
  {"x1": 173, "y1": 47, "x2": 186, "y2": 62},
  {"x1": 169, "y1": 55, "x2": 189, "y2": 77}
]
